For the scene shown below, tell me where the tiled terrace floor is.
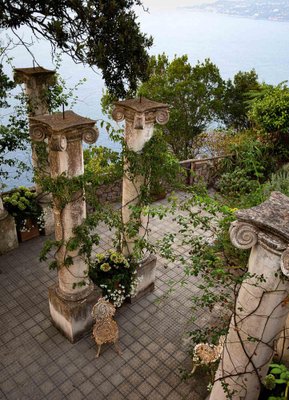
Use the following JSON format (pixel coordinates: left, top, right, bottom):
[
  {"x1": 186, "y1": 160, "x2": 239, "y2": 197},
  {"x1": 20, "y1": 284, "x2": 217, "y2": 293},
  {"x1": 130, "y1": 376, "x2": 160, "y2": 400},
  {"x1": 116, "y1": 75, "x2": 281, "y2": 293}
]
[{"x1": 0, "y1": 195, "x2": 210, "y2": 400}]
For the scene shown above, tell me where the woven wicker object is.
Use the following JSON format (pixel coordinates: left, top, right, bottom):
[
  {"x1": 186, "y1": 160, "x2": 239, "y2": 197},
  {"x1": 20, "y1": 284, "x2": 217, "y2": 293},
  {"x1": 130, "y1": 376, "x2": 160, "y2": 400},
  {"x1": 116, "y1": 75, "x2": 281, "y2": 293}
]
[{"x1": 91, "y1": 298, "x2": 121, "y2": 358}]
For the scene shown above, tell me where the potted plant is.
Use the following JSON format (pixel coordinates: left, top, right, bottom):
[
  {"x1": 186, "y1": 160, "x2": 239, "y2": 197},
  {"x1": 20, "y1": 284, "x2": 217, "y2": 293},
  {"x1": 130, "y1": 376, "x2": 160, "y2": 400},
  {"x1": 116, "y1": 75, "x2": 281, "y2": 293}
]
[
  {"x1": 88, "y1": 250, "x2": 139, "y2": 307},
  {"x1": 3, "y1": 186, "x2": 44, "y2": 242}
]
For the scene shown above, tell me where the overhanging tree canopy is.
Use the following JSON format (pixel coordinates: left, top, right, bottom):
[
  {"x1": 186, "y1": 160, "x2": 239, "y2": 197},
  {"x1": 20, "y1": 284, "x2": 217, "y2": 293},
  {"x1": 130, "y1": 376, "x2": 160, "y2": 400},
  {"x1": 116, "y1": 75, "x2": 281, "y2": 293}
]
[{"x1": 0, "y1": 0, "x2": 152, "y2": 97}]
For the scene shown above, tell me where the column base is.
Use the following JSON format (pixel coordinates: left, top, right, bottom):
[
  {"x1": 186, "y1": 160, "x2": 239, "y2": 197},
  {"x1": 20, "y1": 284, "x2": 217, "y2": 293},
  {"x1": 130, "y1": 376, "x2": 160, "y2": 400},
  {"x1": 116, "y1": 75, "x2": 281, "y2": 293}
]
[
  {"x1": 129, "y1": 253, "x2": 157, "y2": 303},
  {"x1": 48, "y1": 284, "x2": 101, "y2": 343},
  {"x1": 0, "y1": 212, "x2": 18, "y2": 255}
]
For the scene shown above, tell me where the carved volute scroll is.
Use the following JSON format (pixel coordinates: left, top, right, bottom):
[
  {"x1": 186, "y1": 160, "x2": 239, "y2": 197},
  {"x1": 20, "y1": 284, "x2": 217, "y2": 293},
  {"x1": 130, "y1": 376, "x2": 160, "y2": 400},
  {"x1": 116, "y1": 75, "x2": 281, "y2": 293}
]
[
  {"x1": 156, "y1": 109, "x2": 170, "y2": 125},
  {"x1": 30, "y1": 125, "x2": 46, "y2": 142},
  {"x1": 82, "y1": 127, "x2": 99, "y2": 144},
  {"x1": 281, "y1": 248, "x2": 289, "y2": 277},
  {"x1": 229, "y1": 221, "x2": 259, "y2": 250},
  {"x1": 111, "y1": 107, "x2": 125, "y2": 123}
]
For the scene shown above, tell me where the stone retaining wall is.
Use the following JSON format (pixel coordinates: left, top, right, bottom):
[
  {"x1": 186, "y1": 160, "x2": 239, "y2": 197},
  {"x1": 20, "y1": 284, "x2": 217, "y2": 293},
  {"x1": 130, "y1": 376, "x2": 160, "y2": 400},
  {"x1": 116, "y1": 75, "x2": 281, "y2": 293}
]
[{"x1": 94, "y1": 180, "x2": 122, "y2": 204}]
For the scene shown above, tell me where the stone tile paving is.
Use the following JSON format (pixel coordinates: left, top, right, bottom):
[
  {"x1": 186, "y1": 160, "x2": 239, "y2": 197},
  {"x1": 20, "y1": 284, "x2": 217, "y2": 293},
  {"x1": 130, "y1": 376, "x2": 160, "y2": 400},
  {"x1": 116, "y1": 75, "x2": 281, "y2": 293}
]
[{"x1": 0, "y1": 195, "x2": 211, "y2": 400}]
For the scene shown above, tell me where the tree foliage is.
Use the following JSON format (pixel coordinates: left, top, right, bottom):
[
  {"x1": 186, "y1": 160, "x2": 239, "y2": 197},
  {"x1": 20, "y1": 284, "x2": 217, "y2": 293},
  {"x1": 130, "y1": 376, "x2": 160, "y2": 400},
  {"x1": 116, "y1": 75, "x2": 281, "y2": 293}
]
[
  {"x1": 0, "y1": 58, "x2": 14, "y2": 108},
  {"x1": 0, "y1": 0, "x2": 152, "y2": 97},
  {"x1": 249, "y1": 82, "x2": 289, "y2": 139},
  {"x1": 222, "y1": 70, "x2": 260, "y2": 131},
  {"x1": 0, "y1": 44, "x2": 30, "y2": 188},
  {"x1": 137, "y1": 54, "x2": 224, "y2": 160}
]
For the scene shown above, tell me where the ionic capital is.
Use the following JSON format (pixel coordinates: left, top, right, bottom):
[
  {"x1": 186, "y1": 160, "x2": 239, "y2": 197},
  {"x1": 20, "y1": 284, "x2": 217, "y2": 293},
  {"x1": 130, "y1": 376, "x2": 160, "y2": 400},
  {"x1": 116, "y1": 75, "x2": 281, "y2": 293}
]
[
  {"x1": 29, "y1": 111, "x2": 98, "y2": 148},
  {"x1": 112, "y1": 106, "x2": 169, "y2": 129},
  {"x1": 230, "y1": 191, "x2": 289, "y2": 268},
  {"x1": 112, "y1": 97, "x2": 170, "y2": 129},
  {"x1": 230, "y1": 221, "x2": 287, "y2": 254},
  {"x1": 14, "y1": 67, "x2": 56, "y2": 88}
]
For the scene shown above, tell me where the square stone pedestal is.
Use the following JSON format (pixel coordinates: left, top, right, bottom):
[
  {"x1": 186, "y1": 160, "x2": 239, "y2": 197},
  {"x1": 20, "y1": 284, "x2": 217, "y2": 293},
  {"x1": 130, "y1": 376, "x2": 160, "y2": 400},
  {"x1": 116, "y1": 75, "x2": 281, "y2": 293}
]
[
  {"x1": 129, "y1": 254, "x2": 157, "y2": 303},
  {"x1": 48, "y1": 285, "x2": 101, "y2": 343},
  {"x1": 0, "y1": 213, "x2": 18, "y2": 255}
]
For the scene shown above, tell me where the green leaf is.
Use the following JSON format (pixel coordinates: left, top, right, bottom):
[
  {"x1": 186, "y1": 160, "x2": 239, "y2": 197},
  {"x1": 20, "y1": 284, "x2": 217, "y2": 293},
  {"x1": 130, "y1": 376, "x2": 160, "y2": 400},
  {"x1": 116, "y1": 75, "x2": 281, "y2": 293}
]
[{"x1": 270, "y1": 368, "x2": 282, "y2": 375}]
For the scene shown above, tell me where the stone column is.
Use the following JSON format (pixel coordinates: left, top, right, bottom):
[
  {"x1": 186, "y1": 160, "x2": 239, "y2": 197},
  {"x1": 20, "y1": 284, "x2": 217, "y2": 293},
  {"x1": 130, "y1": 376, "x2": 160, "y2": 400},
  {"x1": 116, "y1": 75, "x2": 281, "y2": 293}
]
[
  {"x1": 0, "y1": 195, "x2": 18, "y2": 255},
  {"x1": 14, "y1": 67, "x2": 56, "y2": 235},
  {"x1": 210, "y1": 192, "x2": 289, "y2": 400},
  {"x1": 30, "y1": 111, "x2": 101, "y2": 342},
  {"x1": 112, "y1": 97, "x2": 169, "y2": 298}
]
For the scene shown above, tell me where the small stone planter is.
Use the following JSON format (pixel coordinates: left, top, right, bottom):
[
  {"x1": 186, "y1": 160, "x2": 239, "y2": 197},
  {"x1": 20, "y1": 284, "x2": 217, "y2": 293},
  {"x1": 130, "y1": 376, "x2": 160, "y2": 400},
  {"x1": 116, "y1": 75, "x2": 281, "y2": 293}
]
[{"x1": 128, "y1": 253, "x2": 157, "y2": 303}]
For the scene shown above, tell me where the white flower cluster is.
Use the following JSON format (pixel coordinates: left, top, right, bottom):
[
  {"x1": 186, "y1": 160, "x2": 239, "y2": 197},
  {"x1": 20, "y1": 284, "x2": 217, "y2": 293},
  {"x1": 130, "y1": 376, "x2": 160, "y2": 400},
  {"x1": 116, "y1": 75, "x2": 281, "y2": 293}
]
[
  {"x1": 100, "y1": 274, "x2": 143, "y2": 308},
  {"x1": 100, "y1": 283, "x2": 127, "y2": 308},
  {"x1": 130, "y1": 274, "x2": 143, "y2": 297},
  {"x1": 36, "y1": 211, "x2": 46, "y2": 230},
  {"x1": 19, "y1": 211, "x2": 46, "y2": 233},
  {"x1": 19, "y1": 219, "x2": 36, "y2": 233}
]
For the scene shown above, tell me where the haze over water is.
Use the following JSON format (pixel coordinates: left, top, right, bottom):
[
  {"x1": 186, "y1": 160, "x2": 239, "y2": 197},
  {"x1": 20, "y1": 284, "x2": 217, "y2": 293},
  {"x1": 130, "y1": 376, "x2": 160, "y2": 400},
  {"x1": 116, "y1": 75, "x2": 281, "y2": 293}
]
[{"x1": 2, "y1": 3, "x2": 289, "y2": 188}]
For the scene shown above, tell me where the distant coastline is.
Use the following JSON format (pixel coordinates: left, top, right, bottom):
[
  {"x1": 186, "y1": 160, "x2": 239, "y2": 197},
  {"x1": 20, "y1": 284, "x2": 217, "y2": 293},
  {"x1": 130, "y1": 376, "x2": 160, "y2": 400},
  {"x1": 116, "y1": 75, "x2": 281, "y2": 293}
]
[{"x1": 182, "y1": 1, "x2": 289, "y2": 23}]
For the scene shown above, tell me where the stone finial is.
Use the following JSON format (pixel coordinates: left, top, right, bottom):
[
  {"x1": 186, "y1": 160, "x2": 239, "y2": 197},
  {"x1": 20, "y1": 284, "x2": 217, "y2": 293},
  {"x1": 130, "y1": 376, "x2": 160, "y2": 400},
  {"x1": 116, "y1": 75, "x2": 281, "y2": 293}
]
[
  {"x1": 14, "y1": 67, "x2": 56, "y2": 87},
  {"x1": 29, "y1": 111, "x2": 99, "y2": 150},
  {"x1": 112, "y1": 96, "x2": 169, "y2": 129}
]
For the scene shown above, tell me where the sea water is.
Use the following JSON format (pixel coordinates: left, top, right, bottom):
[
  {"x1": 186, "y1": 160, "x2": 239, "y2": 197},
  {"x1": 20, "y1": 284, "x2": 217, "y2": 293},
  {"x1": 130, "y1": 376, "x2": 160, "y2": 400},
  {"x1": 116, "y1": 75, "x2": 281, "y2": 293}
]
[{"x1": 1, "y1": 8, "x2": 289, "y2": 188}]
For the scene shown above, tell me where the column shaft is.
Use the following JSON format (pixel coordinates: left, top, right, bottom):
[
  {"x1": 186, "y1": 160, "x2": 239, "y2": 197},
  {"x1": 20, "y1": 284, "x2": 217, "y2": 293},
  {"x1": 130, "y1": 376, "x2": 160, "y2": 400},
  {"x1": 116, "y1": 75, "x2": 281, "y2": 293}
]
[
  {"x1": 210, "y1": 192, "x2": 289, "y2": 400},
  {"x1": 49, "y1": 138, "x2": 90, "y2": 297},
  {"x1": 210, "y1": 244, "x2": 289, "y2": 399}
]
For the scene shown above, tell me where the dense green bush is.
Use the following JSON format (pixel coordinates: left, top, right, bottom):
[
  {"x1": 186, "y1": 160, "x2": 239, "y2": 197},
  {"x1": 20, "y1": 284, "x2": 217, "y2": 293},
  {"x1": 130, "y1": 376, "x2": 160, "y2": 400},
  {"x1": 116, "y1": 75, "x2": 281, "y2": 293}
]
[
  {"x1": 3, "y1": 186, "x2": 43, "y2": 230},
  {"x1": 262, "y1": 164, "x2": 289, "y2": 198},
  {"x1": 249, "y1": 83, "x2": 289, "y2": 138},
  {"x1": 217, "y1": 130, "x2": 277, "y2": 207}
]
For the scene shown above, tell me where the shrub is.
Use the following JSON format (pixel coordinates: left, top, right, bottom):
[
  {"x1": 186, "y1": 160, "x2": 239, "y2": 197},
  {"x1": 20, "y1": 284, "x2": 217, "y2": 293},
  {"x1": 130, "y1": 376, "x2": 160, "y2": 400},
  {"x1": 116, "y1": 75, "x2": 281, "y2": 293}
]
[{"x1": 3, "y1": 186, "x2": 43, "y2": 231}]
